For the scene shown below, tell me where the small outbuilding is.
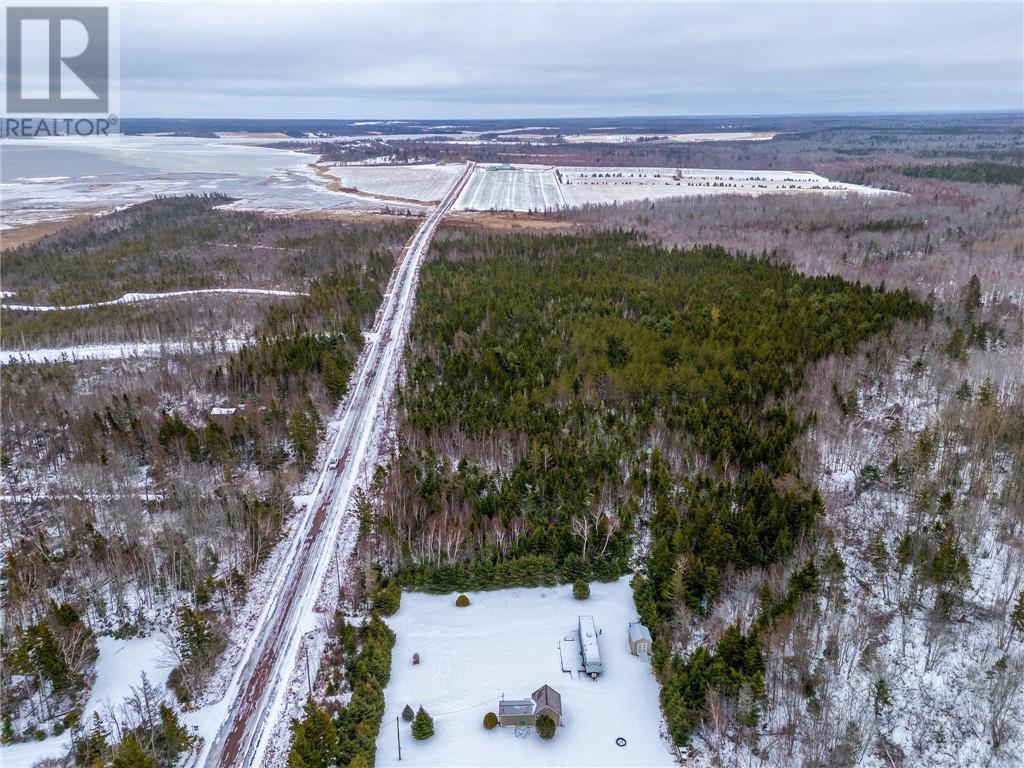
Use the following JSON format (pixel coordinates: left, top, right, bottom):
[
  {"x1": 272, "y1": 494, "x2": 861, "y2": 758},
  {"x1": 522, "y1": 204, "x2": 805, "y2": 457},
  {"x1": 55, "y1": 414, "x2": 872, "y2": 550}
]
[
  {"x1": 531, "y1": 684, "x2": 562, "y2": 726},
  {"x1": 628, "y1": 621, "x2": 652, "y2": 656},
  {"x1": 497, "y1": 684, "x2": 563, "y2": 727},
  {"x1": 498, "y1": 698, "x2": 536, "y2": 727}
]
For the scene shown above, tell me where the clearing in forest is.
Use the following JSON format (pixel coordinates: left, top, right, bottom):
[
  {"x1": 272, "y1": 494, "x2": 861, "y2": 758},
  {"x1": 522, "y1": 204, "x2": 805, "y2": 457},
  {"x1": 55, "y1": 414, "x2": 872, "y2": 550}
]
[{"x1": 375, "y1": 578, "x2": 673, "y2": 767}]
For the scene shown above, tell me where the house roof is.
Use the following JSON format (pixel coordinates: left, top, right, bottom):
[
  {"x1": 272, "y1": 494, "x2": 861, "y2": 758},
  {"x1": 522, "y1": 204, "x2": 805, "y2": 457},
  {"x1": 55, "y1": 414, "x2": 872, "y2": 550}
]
[
  {"x1": 499, "y1": 699, "x2": 535, "y2": 717},
  {"x1": 531, "y1": 684, "x2": 562, "y2": 715},
  {"x1": 629, "y1": 622, "x2": 653, "y2": 644}
]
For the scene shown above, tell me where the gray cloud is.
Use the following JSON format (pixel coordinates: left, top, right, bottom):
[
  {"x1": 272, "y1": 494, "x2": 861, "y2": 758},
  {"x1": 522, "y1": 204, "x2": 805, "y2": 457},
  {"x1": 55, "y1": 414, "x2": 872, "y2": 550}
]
[{"x1": 118, "y1": 1, "x2": 1024, "y2": 118}]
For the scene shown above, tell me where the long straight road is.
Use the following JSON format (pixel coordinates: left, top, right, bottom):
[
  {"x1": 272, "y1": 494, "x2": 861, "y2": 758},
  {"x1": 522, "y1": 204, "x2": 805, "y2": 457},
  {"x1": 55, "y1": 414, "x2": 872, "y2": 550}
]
[{"x1": 200, "y1": 162, "x2": 474, "y2": 768}]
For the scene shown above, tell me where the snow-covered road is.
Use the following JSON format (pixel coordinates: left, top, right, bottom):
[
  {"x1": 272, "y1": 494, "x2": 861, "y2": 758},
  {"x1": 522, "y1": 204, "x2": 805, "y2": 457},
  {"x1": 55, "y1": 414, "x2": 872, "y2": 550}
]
[{"x1": 198, "y1": 162, "x2": 474, "y2": 768}]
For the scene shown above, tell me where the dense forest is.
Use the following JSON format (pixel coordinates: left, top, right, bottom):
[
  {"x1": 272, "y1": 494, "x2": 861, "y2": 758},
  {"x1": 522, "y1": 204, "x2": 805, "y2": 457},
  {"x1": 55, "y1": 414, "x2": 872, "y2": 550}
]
[
  {"x1": 896, "y1": 161, "x2": 1024, "y2": 186},
  {"x1": 359, "y1": 228, "x2": 928, "y2": 744}
]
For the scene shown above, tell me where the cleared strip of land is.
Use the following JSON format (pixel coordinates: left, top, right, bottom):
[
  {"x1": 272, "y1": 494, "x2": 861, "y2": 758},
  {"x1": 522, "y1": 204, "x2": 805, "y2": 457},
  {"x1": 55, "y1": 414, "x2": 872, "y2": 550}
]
[
  {"x1": 0, "y1": 339, "x2": 245, "y2": 365},
  {"x1": 2, "y1": 288, "x2": 308, "y2": 312}
]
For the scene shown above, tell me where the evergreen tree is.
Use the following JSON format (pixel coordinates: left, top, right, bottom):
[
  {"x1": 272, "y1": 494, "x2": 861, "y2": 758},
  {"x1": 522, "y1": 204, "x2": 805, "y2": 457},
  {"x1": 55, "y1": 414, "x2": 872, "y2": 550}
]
[
  {"x1": 963, "y1": 274, "x2": 982, "y2": 320},
  {"x1": 1010, "y1": 592, "x2": 1024, "y2": 637},
  {"x1": 321, "y1": 352, "x2": 348, "y2": 403},
  {"x1": 411, "y1": 707, "x2": 434, "y2": 740},
  {"x1": 955, "y1": 379, "x2": 973, "y2": 402},
  {"x1": 873, "y1": 678, "x2": 891, "y2": 716},
  {"x1": 155, "y1": 704, "x2": 191, "y2": 761},
  {"x1": 373, "y1": 579, "x2": 401, "y2": 616},
  {"x1": 289, "y1": 407, "x2": 319, "y2": 471},
  {"x1": 177, "y1": 606, "x2": 216, "y2": 668},
  {"x1": 288, "y1": 698, "x2": 340, "y2": 768},
  {"x1": 535, "y1": 714, "x2": 556, "y2": 740},
  {"x1": 572, "y1": 579, "x2": 590, "y2": 600},
  {"x1": 402, "y1": 704, "x2": 415, "y2": 722},
  {"x1": 976, "y1": 377, "x2": 996, "y2": 405},
  {"x1": 112, "y1": 734, "x2": 157, "y2": 768},
  {"x1": 76, "y1": 713, "x2": 109, "y2": 766}
]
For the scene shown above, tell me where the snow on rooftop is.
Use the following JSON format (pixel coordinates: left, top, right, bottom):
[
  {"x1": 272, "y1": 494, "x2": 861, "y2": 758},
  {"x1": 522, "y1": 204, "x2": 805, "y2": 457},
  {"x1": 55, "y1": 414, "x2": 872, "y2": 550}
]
[{"x1": 375, "y1": 577, "x2": 673, "y2": 767}]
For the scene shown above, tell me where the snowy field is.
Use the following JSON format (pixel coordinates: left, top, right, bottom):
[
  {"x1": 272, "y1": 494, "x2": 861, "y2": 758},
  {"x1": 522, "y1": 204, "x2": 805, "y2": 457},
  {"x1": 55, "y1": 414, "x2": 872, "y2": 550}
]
[
  {"x1": 0, "y1": 634, "x2": 170, "y2": 768},
  {"x1": 327, "y1": 163, "x2": 463, "y2": 202},
  {"x1": 0, "y1": 338, "x2": 245, "y2": 366},
  {"x1": 558, "y1": 166, "x2": 883, "y2": 205},
  {"x1": 376, "y1": 577, "x2": 674, "y2": 768},
  {"x1": 562, "y1": 131, "x2": 776, "y2": 143},
  {"x1": 1, "y1": 287, "x2": 307, "y2": 313},
  {"x1": 449, "y1": 164, "x2": 885, "y2": 212},
  {"x1": 453, "y1": 165, "x2": 565, "y2": 212}
]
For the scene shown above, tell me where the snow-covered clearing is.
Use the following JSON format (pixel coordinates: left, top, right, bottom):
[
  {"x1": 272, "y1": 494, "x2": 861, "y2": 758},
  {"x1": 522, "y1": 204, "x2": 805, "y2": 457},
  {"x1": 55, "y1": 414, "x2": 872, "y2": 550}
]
[
  {"x1": 2, "y1": 287, "x2": 307, "y2": 313},
  {"x1": 327, "y1": 163, "x2": 463, "y2": 202},
  {"x1": 0, "y1": 634, "x2": 171, "y2": 768},
  {"x1": 449, "y1": 164, "x2": 887, "y2": 212},
  {"x1": 557, "y1": 166, "x2": 885, "y2": 206},
  {"x1": 453, "y1": 165, "x2": 565, "y2": 212},
  {"x1": 375, "y1": 577, "x2": 674, "y2": 768},
  {"x1": 562, "y1": 131, "x2": 776, "y2": 144},
  {"x1": 0, "y1": 338, "x2": 245, "y2": 365}
]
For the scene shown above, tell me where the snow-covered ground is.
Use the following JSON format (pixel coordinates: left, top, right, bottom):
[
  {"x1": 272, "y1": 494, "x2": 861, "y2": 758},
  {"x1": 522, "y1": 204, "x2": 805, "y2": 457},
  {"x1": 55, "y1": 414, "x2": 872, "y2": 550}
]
[
  {"x1": 375, "y1": 577, "x2": 674, "y2": 768},
  {"x1": 557, "y1": 166, "x2": 885, "y2": 206},
  {"x1": 561, "y1": 131, "x2": 776, "y2": 144},
  {"x1": 453, "y1": 165, "x2": 565, "y2": 212},
  {"x1": 327, "y1": 163, "x2": 463, "y2": 202},
  {"x1": 2, "y1": 287, "x2": 308, "y2": 313},
  {"x1": 449, "y1": 164, "x2": 886, "y2": 212},
  {"x1": 0, "y1": 339, "x2": 246, "y2": 365},
  {"x1": 685, "y1": 346, "x2": 1024, "y2": 768},
  {"x1": 0, "y1": 634, "x2": 171, "y2": 768}
]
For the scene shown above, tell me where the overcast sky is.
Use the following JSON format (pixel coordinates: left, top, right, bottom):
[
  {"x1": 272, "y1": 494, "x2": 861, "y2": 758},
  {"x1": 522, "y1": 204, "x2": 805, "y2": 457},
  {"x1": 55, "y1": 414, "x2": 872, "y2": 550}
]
[{"x1": 118, "y1": 1, "x2": 1024, "y2": 119}]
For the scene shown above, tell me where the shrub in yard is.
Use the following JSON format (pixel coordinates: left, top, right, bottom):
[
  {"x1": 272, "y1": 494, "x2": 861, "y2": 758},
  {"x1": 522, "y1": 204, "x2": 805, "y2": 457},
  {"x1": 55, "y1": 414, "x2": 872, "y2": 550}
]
[
  {"x1": 455, "y1": 594, "x2": 470, "y2": 607},
  {"x1": 374, "y1": 579, "x2": 402, "y2": 616},
  {"x1": 412, "y1": 706, "x2": 435, "y2": 740},
  {"x1": 483, "y1": 712, "x2": 498, "y2": 730},
  {"x1": 536, "y1": 714, "x2": 556, "y2": 740},
  {"x1": 572, "y1": 579, "x2": 590, "y2": 600},
  {"x1": 402, "y1": 704, "x2": 415, "y2": 722}
]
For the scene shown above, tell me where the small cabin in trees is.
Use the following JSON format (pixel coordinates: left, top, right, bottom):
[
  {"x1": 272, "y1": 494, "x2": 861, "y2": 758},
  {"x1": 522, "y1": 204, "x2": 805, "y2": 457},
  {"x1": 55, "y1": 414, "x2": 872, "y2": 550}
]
[
  {"x1": 497, "y1": 684, "x2": 562, "y2": 727},
  {"x1": 628, "y1": 621, "x2": 652, "y2": 656}
]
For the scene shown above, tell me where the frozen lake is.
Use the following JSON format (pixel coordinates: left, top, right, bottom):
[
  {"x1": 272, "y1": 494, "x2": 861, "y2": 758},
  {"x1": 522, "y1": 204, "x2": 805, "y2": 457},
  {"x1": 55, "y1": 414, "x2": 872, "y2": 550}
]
[{"x1": 0, "y1": 136, "x2": 392, "y2": 230}]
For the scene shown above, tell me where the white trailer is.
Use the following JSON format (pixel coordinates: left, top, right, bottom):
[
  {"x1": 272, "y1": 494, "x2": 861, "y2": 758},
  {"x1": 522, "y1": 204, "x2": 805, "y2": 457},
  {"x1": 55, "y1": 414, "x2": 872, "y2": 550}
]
[{"x1": 578, "y1": 615, "x2": 603, "y2": 679}]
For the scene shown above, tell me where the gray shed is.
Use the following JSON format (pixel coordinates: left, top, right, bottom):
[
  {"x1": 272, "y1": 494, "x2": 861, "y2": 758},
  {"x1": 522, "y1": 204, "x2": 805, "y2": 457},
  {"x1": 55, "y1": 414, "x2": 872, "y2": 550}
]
[
  {"x1": 628, "y1": 621, "x2": 652, "y2": 656},
  {"x1": 498, "y1": 698, "x2": 536, "y2": 727}
]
